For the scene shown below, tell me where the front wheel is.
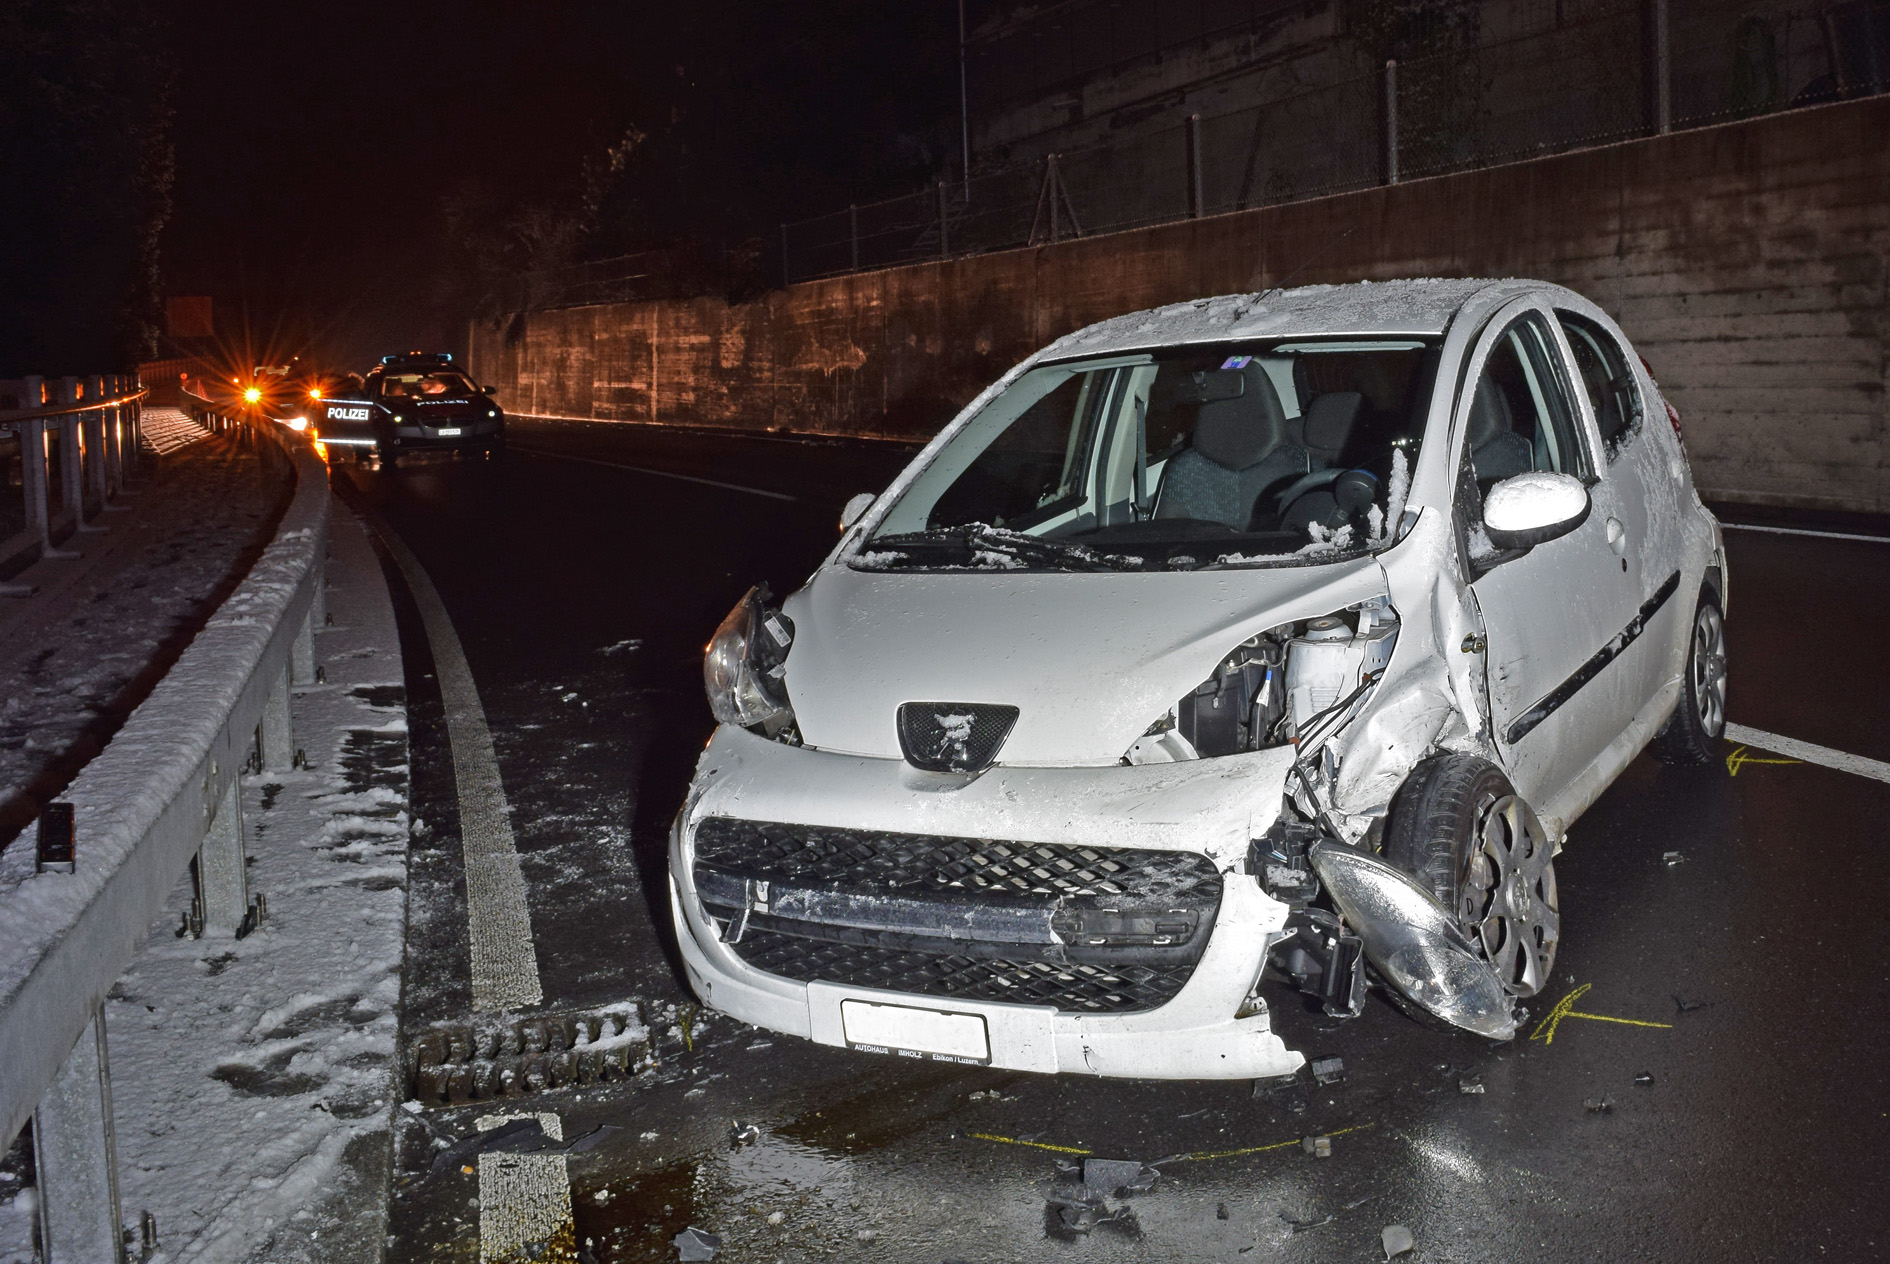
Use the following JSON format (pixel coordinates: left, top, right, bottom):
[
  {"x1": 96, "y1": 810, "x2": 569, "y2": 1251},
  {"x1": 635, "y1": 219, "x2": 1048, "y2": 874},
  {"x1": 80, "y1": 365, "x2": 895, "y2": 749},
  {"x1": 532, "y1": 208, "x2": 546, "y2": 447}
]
[
  {"x1": 1651, "y1": 593, "x2": 1726, "y2": 765},
  {"x1": 1384, "y1": 754, "x2": 1560, "y2": 999}
]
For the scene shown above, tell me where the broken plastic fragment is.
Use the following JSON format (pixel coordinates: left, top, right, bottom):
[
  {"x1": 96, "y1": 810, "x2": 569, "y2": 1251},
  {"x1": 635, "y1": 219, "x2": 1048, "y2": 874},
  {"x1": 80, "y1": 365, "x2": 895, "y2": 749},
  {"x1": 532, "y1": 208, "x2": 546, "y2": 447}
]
[
  {"x1": 1584, "y1": 1097, "x2": 1613, "y2": 1114},
  {"x1": 1382, "y1": 1224, "x2": 1416, "y2": 1258},
  {"x1": 1308, "y1": 841, "x2": 1518, "y2": 1040},
  {"x1": 1082, "y1": 1157, "x2": 1158, "y2": 1198},
  {"x1": 1458, "y1": 1077, "x2": 1485, "y2": 1094},
  {"x1": 1634, "y1": 1073, "x2": 1655, "y2": 1087},
  {"x1": 1662, "y1": 851, "x2": 1685, "y2": 866},
  {"x1": 1301, "y1": 1135, "x2": 1332, "y2": 1158},
  {"x1": 1310, "y1": 1056, "x2": 1346, "y2": 1086},
  {"x1": 672, "y1": 1227, "x2": 722, "y2": 1261}
]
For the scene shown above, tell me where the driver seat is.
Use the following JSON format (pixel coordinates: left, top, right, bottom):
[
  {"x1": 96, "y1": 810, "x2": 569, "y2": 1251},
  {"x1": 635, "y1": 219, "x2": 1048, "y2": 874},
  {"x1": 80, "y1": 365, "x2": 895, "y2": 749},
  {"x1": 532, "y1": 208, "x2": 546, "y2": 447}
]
[
  {"x1": 1155, "y1": 367, "x2": 1310, "y2": 529},
  {"x1": 1468, "y1": 375, "x2": 1533, "y2": 485}
]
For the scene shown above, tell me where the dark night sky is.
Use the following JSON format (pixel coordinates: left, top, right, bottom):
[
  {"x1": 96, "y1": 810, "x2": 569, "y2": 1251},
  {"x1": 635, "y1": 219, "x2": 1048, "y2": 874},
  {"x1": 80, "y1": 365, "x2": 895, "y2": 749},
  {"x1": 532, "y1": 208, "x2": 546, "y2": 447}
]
[{"x1": 161, "y1": 2, "x2": 955, "y2": 372}]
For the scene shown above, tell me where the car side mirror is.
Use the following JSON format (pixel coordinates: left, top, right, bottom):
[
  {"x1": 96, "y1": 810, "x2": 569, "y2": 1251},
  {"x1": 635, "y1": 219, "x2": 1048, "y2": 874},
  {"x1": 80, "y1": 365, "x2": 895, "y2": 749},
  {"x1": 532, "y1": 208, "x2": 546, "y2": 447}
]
[
  {"x1": 839, "y1": 492, "x2": 876, "y2": 532},
  {"x1": 482, "y1": 385, "x2": 497, "y2": 394},
  {"x1": 1483, "y1": 472, "x2": 1590, "y2": 551}
]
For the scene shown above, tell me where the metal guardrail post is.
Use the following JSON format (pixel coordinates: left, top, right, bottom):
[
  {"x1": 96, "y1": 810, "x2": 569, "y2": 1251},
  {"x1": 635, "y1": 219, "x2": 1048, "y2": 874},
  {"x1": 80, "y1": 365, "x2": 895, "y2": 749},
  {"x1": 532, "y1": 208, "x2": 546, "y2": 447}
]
[
  {"x1": 198, "y1": 765, "x2": 250, "y2": 932},
  {"x1": 1385, "y1": 60, "x2": 1400, "y2": 186},
  {"x1": 261, "y1": 664, "x2": 294, "y2": 770},
  {"x1": 33, "y1": 1009, "x2": 127, "y2": 1264},
  {"x1": 1657, "y1": 0, "x2": 1672, "y2": 132},
  {"x1": 292, "y1": 608, "x2": 316, "y2": 685},
  {"x1": 82, "y1": 378, "x2": 108, "y2": 517},
  {"x1": 1187, "y1": 113, "x2": 1204, "y2": 218},
  {"x1": 21, "y1": 376, "x2": 50, "y2": 551},
  {"x1": 57, "y1": 380, "x2": 83, "y2": 535}
]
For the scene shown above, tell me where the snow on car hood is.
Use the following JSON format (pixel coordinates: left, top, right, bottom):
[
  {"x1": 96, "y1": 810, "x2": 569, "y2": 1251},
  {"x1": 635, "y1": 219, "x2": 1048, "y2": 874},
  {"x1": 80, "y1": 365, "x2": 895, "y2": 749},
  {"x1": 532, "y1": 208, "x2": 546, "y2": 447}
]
[{"x1": 782, "y1": 557, "x2": 1388, "y2": 766}]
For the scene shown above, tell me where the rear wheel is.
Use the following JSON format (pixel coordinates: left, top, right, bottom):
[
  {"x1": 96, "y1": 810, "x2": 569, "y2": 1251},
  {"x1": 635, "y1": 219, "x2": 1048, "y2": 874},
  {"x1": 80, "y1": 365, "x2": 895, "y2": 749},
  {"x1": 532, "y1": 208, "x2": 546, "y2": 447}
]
[
  {"x1": 1651, "y1": 593, "x2": 1726, "y2": 765},
  {"x1": 1384, "y1": 754, "x2": 1559, "y2": 998}
]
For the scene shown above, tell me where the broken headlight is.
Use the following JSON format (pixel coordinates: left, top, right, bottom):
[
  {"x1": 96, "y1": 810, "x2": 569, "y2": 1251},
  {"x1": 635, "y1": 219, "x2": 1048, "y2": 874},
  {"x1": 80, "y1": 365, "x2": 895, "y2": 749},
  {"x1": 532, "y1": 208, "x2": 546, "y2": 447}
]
[
  {"x1": 1124, "y1": 633, "x2": 1286, "y2": 764},
  {"x1": 703, "y1": 584, "x2": 796, "y2": 736},
  {"x1": 1123, "y1": 599, "x2": 1399, "y2": 765},
  {"x1": 1307, "y1": 841, "x2": 1517, "y2": 1040}
]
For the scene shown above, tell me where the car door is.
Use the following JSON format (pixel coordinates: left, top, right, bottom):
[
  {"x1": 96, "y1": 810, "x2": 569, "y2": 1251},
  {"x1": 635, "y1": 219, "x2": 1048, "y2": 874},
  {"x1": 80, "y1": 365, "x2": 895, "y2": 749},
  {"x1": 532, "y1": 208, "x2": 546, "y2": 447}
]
[
  {"x1": 1553, "y1": 308, "x2": 1684, "y2": 714},
  {"x1": 1451, "y1": 301, "x2": 1643, "y2": 809}
]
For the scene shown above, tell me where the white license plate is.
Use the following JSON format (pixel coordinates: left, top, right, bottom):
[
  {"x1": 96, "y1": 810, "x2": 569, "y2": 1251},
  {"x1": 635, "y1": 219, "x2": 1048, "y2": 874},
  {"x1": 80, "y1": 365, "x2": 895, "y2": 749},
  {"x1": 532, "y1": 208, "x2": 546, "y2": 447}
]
[
  {"x1": 840, "y1": 999, "x2": 989, "y2": 1064},
  {"x1": 435, "y1": 427, "x2": 462, "y2": 436},
  {"x1": 327, "y1": 406, "x2": 369, "y2": 421}
]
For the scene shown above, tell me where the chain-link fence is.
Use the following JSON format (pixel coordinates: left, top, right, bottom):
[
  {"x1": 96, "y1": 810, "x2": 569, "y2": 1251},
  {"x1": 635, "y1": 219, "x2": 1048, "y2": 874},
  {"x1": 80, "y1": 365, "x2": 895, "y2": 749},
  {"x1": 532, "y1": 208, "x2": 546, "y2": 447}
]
[{"x1": 780, "y1": 0, "x2": 1890, "y2": 286}]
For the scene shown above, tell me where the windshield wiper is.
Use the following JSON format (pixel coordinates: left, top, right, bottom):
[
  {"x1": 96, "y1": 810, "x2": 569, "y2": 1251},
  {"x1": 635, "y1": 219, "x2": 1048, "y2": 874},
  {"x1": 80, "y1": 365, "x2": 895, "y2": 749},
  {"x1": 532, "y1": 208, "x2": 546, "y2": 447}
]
[{"x1": 861, "y1": 525, "x2": 1140, "y2": 573}]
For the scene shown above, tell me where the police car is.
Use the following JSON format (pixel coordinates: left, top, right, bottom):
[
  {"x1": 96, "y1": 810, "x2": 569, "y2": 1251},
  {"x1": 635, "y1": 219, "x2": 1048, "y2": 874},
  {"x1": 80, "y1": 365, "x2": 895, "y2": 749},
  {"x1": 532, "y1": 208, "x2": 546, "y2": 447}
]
[{"x1": 314, "y1": 352, "x2": 505, "y2": 464}]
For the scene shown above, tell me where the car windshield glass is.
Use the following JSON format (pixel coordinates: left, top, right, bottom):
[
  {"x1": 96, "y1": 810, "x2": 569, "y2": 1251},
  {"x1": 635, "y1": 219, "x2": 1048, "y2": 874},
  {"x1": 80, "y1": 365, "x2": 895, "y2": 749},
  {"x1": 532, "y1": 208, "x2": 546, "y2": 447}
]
[
  {"x1": 861, "y1": 338, "x2": 1440, "y2": 571},
  {"x1": 380, "y1": 371, "x2": 476, "y2": 398}
]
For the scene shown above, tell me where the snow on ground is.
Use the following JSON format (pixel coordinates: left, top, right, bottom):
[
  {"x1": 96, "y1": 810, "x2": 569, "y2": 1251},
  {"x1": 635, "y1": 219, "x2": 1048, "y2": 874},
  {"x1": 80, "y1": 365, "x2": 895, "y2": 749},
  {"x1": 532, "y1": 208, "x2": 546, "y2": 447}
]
[
  {"x1": 140, "y1": 408, "x2": 212, "y2": 456},
  {"x1": 0, "y1": 504, "x2": 410, "y2": 1264},
  {"x1": 0, "y1": 429, "x2": 286, "y2": 859}
]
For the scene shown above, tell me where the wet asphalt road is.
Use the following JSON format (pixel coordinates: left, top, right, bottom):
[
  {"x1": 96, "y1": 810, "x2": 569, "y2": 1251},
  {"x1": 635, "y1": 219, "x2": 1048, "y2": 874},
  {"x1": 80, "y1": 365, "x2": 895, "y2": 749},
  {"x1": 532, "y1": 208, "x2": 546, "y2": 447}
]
[{"x1": 340, "y1": 420, "x2": 1890, "y2": 1263}]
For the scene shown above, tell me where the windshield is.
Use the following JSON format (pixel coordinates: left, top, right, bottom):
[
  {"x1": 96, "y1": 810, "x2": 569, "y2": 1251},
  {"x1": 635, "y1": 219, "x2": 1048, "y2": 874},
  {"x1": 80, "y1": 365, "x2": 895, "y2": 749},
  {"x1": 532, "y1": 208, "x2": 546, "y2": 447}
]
[
  {"x1": 379, "y1": 371, "x2": 477, "y2": 398},
  {"x1": 862, "y1": 338, "x2": 1440, "y2": 571}
]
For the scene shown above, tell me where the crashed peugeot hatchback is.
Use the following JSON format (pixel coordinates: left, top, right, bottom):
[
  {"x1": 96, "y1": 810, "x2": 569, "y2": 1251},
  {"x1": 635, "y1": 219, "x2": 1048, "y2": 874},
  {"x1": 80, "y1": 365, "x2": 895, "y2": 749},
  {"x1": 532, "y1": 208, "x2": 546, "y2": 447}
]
[{"x1": 668, "y1": 277, "x2": 1728, "y2": 1079}]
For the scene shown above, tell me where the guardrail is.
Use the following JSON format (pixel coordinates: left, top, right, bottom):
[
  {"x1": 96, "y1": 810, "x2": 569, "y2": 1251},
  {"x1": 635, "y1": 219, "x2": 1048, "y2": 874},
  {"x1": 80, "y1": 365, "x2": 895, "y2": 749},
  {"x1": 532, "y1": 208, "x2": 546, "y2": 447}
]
[
  {"x1": 0, "y1": 394, "x2": 328, "y2": 1262},
  {"x1": 0, "y1": 374, "x2": 147, "y2": 587}
]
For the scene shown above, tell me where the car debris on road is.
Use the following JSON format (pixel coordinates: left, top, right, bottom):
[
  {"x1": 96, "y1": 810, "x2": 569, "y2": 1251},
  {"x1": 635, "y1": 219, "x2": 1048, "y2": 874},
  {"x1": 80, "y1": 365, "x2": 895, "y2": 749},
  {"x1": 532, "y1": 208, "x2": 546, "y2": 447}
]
[
  {"x1": 671, "y1": 1226, "x2": 722, "y2": 1261},
  {"x1": 1383, "y1": 1223, "x2": 1417, "y2": 1258}
]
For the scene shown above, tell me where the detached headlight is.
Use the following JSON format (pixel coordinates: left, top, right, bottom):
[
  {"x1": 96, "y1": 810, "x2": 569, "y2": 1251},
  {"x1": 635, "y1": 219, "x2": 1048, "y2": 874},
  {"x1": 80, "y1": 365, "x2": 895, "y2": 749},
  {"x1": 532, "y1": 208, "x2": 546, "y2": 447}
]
[
  {"x1": 1307, "y1": 841, "x2": 1516, "y2": 1040},
  {"x1": 703, "y1": 584, "x2": 796, "y2": 735}
]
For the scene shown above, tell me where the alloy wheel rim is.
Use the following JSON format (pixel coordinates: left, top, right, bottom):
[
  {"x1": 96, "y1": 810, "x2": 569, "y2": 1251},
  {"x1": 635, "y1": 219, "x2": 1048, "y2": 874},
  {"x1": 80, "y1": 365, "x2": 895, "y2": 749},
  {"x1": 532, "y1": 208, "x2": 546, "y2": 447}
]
[
  {"x1": 1459, "y1": 792, "x2": 1559, "y2": 997},
  {"x1": 1693, "y1": 604, "x2": 1728, "y2": 736}
]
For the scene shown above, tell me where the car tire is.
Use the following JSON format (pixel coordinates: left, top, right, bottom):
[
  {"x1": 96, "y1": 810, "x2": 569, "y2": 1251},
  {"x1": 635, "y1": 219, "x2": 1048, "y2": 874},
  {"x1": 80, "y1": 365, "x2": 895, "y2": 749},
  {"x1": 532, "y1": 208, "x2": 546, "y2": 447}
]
[
  {"x1": 1384, "y1": 754, "x2": 1559, "y2": 998},
  {"x1": 1651, "y1": 592, "x2": 1727, "y2": 766}
]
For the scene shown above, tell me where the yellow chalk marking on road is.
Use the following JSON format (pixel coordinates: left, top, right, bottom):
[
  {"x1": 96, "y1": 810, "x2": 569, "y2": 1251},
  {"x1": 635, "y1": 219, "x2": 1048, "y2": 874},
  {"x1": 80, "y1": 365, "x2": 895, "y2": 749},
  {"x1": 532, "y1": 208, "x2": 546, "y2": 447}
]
[
  {"x1": 1166, "y1": 1123, "x2": 1375, "y2": 1164},
  {"x1": 1725, "y1": 745, "x2": 1801, "y2": 777},
  {"x1": 969, "y1": 1122, "x2": 1375, "y2": 1164},
  {"x1": 969, "y1": 1131, "x2": 1091, "y2": 1155},
  {"x1": 1530, "y1": 983, "x2": 1673, "y2": 1046}
]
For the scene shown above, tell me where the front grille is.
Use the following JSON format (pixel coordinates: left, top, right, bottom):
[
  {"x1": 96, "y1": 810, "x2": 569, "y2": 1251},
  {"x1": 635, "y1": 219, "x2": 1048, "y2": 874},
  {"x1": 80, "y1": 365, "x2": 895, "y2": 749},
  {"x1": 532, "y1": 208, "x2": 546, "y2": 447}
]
[
  {"x1": 732, "y1": 927, "x2": 1199, "y2": 1014},
  {"x1": 896, "y1": 701, "x2": 1019, "y2": 772},
  {"x1": 692, "y1": 818, "x2": 1222, "y2": 1014},
  {"x1": 692, "y1": 817, "x2": 1222, "y2": 906}
]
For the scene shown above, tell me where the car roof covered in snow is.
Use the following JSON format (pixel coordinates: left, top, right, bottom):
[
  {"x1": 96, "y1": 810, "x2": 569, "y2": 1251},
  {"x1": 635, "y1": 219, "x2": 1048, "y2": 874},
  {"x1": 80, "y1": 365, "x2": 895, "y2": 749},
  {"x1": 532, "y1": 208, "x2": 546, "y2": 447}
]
[{"x1": 1039, "y1": 277, "x2": 1517, "y2": 362}]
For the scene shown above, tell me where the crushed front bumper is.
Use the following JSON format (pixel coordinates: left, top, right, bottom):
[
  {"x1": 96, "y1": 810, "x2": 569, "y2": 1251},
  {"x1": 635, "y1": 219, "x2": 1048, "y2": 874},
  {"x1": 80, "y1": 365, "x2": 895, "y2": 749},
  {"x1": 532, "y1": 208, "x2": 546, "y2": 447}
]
[{"x1": 668, "y1": 726, "x2": 1304, "y2": 1080}]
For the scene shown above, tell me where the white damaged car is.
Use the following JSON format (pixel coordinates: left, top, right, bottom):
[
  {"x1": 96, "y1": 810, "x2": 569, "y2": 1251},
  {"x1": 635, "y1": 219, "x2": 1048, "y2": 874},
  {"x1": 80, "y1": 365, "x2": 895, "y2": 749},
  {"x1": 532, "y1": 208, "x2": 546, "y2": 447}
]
[{"x1": 670, "y1": 278, "x2": 1728, "y2": 1079}]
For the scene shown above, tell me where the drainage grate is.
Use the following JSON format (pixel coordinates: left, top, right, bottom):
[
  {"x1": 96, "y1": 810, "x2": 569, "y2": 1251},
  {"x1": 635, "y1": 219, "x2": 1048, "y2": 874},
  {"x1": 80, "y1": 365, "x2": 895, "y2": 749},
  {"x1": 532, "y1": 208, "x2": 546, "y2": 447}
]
[{"x1": 405, "y1": 1002, "x2": 652, "y2": 1106}]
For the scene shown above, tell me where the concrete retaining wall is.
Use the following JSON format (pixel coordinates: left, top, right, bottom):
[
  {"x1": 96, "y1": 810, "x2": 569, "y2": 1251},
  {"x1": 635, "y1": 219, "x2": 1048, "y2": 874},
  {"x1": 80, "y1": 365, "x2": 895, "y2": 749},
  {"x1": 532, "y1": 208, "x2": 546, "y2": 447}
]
[{"x1": 470, "y1": 94, "x2": 1890, "y2": 512}]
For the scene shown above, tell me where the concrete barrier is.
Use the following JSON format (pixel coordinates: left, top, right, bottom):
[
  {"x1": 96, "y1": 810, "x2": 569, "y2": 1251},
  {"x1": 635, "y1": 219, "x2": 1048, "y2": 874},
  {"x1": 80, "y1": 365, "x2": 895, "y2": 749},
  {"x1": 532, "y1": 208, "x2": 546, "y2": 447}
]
[{"x1": 471, "y1": 93, "x2": 1890, "y2": 514}]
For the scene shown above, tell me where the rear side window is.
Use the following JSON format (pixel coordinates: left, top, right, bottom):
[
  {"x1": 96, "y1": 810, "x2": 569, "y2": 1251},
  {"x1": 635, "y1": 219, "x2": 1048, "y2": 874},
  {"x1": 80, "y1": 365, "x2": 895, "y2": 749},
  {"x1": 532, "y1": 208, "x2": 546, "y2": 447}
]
[{"x1": 1556, "y1": 311, "x2": 1644, "y2": 459}]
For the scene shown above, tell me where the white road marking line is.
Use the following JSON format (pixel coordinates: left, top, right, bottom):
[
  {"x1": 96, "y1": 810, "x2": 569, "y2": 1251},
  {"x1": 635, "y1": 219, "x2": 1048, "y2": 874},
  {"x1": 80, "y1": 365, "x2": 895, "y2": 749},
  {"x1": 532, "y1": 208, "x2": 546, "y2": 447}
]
[
  {"x1": 1724, "y1": 723, "x2": 1890, "y2": 785},
  {"x1": 366, "y1": 510, "x2": 544, "y2": 1011},
  {"x1": 1720, "y1": 523, "x2": 1890, "y2": 544},
  {"x1": 477, "y1": 1112, "x2": 574, "y2": 1264},
  {"x1": 514, "y1": 446, "x2": 799, "y2": 502}
]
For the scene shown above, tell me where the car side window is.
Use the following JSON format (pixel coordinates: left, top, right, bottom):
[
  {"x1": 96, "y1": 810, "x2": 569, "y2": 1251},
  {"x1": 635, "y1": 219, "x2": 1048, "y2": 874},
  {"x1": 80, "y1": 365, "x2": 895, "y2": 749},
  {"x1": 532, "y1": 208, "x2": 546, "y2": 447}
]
[
  {"x1": 1556, "y1": 311, "x2": 1644, "y2": 460},
  {"x1": 1463, "y1": 312, "x2": 1593, "y2": 492}
]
